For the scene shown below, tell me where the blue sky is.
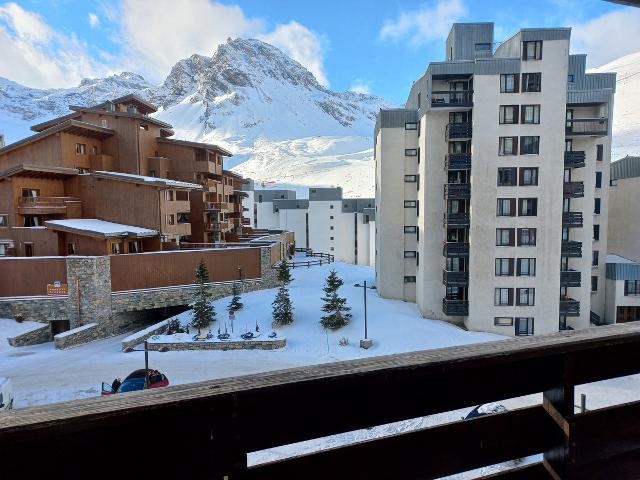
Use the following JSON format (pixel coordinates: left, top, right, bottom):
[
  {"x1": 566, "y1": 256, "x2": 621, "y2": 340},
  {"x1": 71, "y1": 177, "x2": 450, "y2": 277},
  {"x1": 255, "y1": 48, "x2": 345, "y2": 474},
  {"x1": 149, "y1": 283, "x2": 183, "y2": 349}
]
[{"x1": 1, "y1": 0, "x2": 638, "y2": 103}]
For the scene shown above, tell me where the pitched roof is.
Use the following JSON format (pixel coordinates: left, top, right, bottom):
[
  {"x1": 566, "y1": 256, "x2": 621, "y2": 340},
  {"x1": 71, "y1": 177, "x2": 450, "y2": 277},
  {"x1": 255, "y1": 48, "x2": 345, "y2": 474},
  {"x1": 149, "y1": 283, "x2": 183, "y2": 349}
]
[
  {"x1": 0, "y1": 164, "x2": 79, "y2": 180},
  {"x1": 106, "y1": 94, "x2": 158, "y2": 114}
]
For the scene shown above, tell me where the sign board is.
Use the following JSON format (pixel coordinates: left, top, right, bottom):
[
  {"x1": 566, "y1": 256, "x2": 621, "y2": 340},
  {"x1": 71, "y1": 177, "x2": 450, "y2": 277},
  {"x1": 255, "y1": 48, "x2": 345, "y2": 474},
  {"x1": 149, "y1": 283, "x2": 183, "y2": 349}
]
[{"x1": 47, "y1": 283, "x2": 68, "y2": 296}]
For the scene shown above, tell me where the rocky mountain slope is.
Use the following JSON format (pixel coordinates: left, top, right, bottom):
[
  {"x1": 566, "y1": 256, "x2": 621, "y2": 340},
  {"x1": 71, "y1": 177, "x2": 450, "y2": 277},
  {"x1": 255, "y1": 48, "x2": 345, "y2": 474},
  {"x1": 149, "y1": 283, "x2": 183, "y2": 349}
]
[{"x1": 0, "y1": 39, "x2": 390, "y2": 197}]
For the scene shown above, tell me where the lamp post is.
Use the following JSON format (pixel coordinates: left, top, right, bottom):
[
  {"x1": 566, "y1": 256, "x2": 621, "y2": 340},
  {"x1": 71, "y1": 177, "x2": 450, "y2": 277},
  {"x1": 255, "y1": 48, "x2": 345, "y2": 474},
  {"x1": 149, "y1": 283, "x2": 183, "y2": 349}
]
[{"x1": 354, "y1": 281, "x2": 376, "y2": 349}]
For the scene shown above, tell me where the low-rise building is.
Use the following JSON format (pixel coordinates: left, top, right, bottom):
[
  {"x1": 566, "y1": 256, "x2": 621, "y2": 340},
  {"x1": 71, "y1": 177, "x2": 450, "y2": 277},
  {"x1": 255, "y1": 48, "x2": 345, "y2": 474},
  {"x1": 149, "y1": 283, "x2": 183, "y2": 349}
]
[
  {"x1": 605, "y1": 254, "x2": 640, "y2": 324},
  {"x1": 608, "y1": 156, "x2": 640, "y2": 262},
  {"x1": 243, "y1": 184, "x2": 375, "y2": 265}
]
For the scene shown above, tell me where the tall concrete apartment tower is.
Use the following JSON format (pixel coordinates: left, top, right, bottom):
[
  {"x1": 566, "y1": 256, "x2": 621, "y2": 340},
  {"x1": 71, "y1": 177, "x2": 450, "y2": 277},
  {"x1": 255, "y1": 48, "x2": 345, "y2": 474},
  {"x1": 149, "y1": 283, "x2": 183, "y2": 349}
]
[{"x1": 375, "y1": 23, "x2": 615, "y2": 336}]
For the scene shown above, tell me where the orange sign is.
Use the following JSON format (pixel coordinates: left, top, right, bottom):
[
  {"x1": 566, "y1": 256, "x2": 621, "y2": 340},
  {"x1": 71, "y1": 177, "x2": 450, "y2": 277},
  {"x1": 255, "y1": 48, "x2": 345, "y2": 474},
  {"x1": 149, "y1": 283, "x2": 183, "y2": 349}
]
[{"x1": 47, "y1": 283, "x2": 68, "y2": 296}]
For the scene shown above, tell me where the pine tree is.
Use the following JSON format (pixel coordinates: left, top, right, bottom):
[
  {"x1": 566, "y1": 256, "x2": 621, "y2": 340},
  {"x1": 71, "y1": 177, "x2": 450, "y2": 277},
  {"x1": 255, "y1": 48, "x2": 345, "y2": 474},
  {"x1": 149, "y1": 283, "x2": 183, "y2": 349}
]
[
  {"x1": 320, "y1": 269, "x2": 352, "y2": 330},
  {"x1": 277, "y1": 259, "x2": 293, "y2": 285},
  {"x1": 228, "y1": 282, "x2": 243, "y2": 311},
  {"x1": 191, "y1": 259, "x2": 216, "y2": 334},
  {"x1": 272, "y1": 284, "x2": 294, "y2": 326}
]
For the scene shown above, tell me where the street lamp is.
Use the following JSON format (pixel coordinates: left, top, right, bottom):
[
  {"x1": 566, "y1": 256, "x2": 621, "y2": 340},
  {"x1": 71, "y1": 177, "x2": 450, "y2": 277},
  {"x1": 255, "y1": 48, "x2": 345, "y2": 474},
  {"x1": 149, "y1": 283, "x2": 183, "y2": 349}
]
[
  {"x1": 124, "y1": 340, "x2": 168, "y2": 387},
  {"x1": 354, "y1": 281, "x2": 376, "y2": 349}
]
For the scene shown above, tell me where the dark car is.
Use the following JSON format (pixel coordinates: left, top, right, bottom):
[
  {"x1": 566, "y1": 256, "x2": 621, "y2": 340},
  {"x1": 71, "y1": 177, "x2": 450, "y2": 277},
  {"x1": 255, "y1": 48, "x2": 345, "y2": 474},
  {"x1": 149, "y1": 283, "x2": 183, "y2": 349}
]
[{"x1": 101, "y1": 369, "x2": 169, "y2": 395}]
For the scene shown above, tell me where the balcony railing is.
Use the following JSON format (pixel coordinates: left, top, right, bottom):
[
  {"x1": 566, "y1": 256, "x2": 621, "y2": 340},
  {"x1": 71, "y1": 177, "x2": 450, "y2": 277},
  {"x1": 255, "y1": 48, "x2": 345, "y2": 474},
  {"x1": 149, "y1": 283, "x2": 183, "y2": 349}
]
[
  {"x1": 564, "y1": 151, "x2": 586, "y2": 169},
  {"x1": 8, "y1": 323, "x2": 640, "y2": 477},
  {"x1": 444, "y1": 153, "x2": 471, "y2": 170},
  {"x1": 566, "y1": 118, "x2": 608, "y2": 136},
  {"x1": 591, "y1": 310, "x2": 606, "y2": 326},
  {"x1": 561, "y1": 269, "x2": 582, "y2": 287},
  {"x1": 442, "y1": 297, "x2": 469, "y2": 316},
  {"x1": 559, "y1": 297, "x2": 580, "y2": 316},
  {"x1": 431, "y1": 90, "x2": 472, "y2": 108},
  {"x1": 562, "y1": 212, "x2": 583, "y2": 228},
  {"x1": 444, "y1": 183, "x2": 471, "y2": 199},
  {"x1": 445, "y1": 122, "x2": 472, "y2": 141},
  {"x1": 563, "y1": 181, "x2": 585, "y2": 198},
  {"x1": 443, "y1": 242, "x2": 469, "y2": 257},
  {"x1": 18, "y1": 196, "x2": 81, "y2": 215},
  {"x1": 561, "y1": 241, "x2": 582, "y2": 258},
  {"x1": 442, "y1": 269, "x2": 469, "y2": 286},
  {"x1": 443, "y1": 212, "x2": 470, "y2": 227}
]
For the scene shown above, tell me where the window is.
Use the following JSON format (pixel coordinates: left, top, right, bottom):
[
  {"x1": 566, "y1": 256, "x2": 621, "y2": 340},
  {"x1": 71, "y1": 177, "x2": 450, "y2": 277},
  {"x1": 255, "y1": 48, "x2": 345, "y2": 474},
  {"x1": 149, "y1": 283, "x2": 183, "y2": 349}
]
[
  {"x1": 404, "y1": 226, "x2": 417, "y2": 234},
  {"x1": 494, "y1": 317, "x2": 514, "y2": 326},
  {"x1": 128, "y1": 241, "x2": 141, "y2": 253},
  {"x1": 111, "y1": 242, "x2": 123, "y2": 255},
  {"x1": 23, "y1": 216, "x2": 41, "y2": 227},
  {"x1": 404, "y1": 276, "x2": 416, "y2": 283},
  {"x1": 495, "y1": 258, "x2": 514, "y2": 276},
  {"x1": 594, "y1": 198, "x2": 601, "y2": 215},
  {"x1": 67, "y1": 243, "x2": 76, "y2": 255},
  {"x1": 500, "y1": 74, "x2": 518, "y2": 93},
  {"x1": 149, "y1": 170, "x2": 156, "y2": 177},
  {"x1": 497, "y1": 198, "x2": 516, "y2": 216},
  {"x1": 495, "y1": 288, "x2": 514, "y2": 306},
  {"x1": 405, "y1": 149, "x2": 418, "y2": 156},
  {"x1": 330, "y1": 205, "x2": 334, "y2": 209},
  {"x1": 496, "y1": 228, "x2": 515, "y2": 246},
  {"x1": 77, "y1": 167, "x2": 90, "y2": 174},
  {"x1": 592, "y1": 276, "x2": 599, "y2": 293},
  {"x1": 593, "y1": 224, "x2": 600, "y2": 241},
  {"x1": 625, "y1": 280, "x2": 640, "y2": 296},
  {"x1": 515, "y1": 317, "x2": 534, "y2": 336},
  {"x1": 520, "y1": 136, "x2": 540, "y2": 155},
  {"x1": 417, "y1": 92, "x2": 421, "y2": 109},
  {"x1": 330, "y1": 226, "x2": 334, "y2": 230},
  {"x1": 497, "y1": 168, "x2": 517, "y2": 186},
  {"x1": 177, "y1": 212, "x2": 189, "y2": 224},
  {"x1": 522, "y1": 73, "x2": 541, "y2": 92},
  {"x1": 405, "y1": 123, "x2": 418, "y2": 130},
  {"x1": 499, "y1": 105, "x2": 519, "y2": 124},
  {"x1": 499, "y1": 137, "x2": 518, "y2": 156},
  {"x1": 592, "y1": 250, "x2": 599, "y2": 267},
  {"x1": 165, "y1": 190, "x2": 174, "y2": 201},
  {"x1": 330, "y1": 247, "x2": 335, "y2": 251},
  {"x1": 75, "y1": 143, "x2": 87, "y2": 154},
  {"x1": 518, "y1": 198, "x2": 538, "y2": 216},
  {"x1": 404, "y1": 251, "x2": 417, "y2": 258},
  {"x1": 521, "y1": 105, "x2": 540, "y2": 124},
  {"x1": 519, "y1": 167, "x2": 539, "y2": 186},
  {"x1": 166, "y1": 214, "x2": 174, "y2": 225},
  {"x1": 595, "y1": 172, "x2": 602, "y2": 189},
  {"x1": 101, "y1": 119, "x2": 108, "y2": 127},
  {"x1": 405, "y1": 175, "x2": 418, "y2": 183},
  {"x1": 404, "y1": 200, "x2": 418, "y2": 208},
  {"x1": 517, "y1": 258, "x2": 536, "y2": 276},
  {"x1": 176, "y1": 191, "x2": 188, "y2": 201},
  {"x1": 568, "y1": 74, "x2": 575, "y2": 83},
  {"x1": 522, "y1": 41, "x2": 542, "y2": 60},
  {"x1": 517, "y1": 228, "x2": 536, "y2": 246},
  {"x1": 330, "y1": 237, "x2": 334, "y2": 240},
  {"x1": 139, "y1": 124, "x2": 148, "y2": 130},
  {"x1": 0, "y1": 215, "x2": 7, "y2": 227},
  {"x1": 329, "y1": 215, "x2": 334, "y2": 219},
  {"x1": 92, "y1": 146, "x2": 98, "y2": 155},
  {"x1": 517, "y1": 288, "x2": 535, "y2": 306},
  {"x1": 475, "y1": 42, "x2": 492, "y2": 51},
  {"x1": 596, "y1": 145, "x2": 603, "y2": 161}
]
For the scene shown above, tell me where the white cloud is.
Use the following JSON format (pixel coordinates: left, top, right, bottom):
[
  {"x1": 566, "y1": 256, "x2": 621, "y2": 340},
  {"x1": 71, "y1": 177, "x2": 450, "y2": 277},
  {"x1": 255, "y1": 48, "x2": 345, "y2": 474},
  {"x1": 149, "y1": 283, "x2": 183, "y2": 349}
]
[
  {"x1": 571, "y1": 8, "x2": 640, "y2": 68},
  {"x1": 0, "y1": 2, "x2": 112, "y2": 88},
  {"x1": 349, "y1": 78, "x2": 371, "y2": 95},
  {"x1": 259, "y1": 21, "x2": 328, "y2": 86},
  {"x1": 379, "y1": 0, "x2": 467, "y2": 45},
  {"x1": 88, "y1": 13, "x2": 99, "y2": 28}
]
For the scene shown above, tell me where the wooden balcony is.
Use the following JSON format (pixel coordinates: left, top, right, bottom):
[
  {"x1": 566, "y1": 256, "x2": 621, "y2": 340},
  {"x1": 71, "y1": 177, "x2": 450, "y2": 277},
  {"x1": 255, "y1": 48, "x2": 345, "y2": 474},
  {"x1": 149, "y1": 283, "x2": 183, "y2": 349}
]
[
  {"x1": 559, "y1": 297, "x2": 581, "y2": 316},
  {"x1": 443, "y1": 212, "x2": 470, "y2": 227},
  {"x1": 196, "y1": 159, "x2": 223, "y2": 176},
  {"x1": 18, "y1": 196, "x2": 80, "y2": 216},
  {"x1": 562, "y1": 212, "x2": 583, "y2": 228},
  {"x1": 6, "y1": 323, "x2": 640, "y2": 477},
  {"x1": 444, "y1": 183, "x2": 471, "y2": 200},
  {"x1": 560, "y1": 270, "x2": 582, "y2": 287},
  {"x1": 563, "y1": 181, "x2": 585, "y2": 198},
  {"x1": 561, "y1": 240, "x2": 582, "y2": 258},
  {"x1": 442, "y1": 269, "x2": 469, "y2": 286},
  {"x1": 442, "y1": 242, "x2": 469, "y2": 257}
]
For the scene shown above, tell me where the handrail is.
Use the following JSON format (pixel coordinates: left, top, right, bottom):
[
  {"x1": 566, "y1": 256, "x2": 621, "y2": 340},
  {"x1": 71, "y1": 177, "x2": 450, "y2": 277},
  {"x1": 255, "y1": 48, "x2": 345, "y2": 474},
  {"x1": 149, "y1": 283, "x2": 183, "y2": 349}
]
[
  {"x1": 18, "y1": 196, "x2": 80, "y2": 204},
  {"x1": 6, "y1": 323, "x2": 640, "y2": 477}
]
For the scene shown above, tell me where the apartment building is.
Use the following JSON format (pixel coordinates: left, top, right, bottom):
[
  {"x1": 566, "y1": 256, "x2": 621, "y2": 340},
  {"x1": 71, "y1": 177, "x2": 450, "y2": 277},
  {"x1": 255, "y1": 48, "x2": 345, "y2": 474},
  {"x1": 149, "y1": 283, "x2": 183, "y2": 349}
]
[
  {"x1": 375, "y1": 23, "x2": 615, "y2": 336},
  {"x1": 243, "y1": 183, "x2": 375, "y2": 265},
  {"x1": 0, "y1": 95, "x2": 248, "y2": 255}
]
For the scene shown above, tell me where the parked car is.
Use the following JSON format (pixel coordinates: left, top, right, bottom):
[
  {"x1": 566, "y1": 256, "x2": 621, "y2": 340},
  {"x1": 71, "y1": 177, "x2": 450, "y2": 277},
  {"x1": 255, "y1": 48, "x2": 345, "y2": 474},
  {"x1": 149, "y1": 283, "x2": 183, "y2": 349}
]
[
  {"x1": 101, "y1": 369, "x2": 169, "y2": 395},
  {"x1": 0, "y1": 377, "x2": 13, "y2": 411}
]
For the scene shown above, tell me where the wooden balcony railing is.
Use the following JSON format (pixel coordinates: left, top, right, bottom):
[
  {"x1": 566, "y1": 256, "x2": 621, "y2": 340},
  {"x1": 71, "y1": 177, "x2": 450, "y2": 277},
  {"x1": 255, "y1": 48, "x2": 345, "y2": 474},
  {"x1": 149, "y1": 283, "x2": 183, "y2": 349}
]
[
  {"x1": 18, "y1": 196, "x2": 80, "y2": 206},
  {"x1": 9, "y1": 324, "x2": 640, "y2": 477}
]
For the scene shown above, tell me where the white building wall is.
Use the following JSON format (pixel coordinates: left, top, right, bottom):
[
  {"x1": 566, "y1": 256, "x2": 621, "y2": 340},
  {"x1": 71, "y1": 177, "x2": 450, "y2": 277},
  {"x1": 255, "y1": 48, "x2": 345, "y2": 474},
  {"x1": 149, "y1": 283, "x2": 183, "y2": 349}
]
[{"x1": 278, "y1": 208, "x2": 308, "y2": 249}]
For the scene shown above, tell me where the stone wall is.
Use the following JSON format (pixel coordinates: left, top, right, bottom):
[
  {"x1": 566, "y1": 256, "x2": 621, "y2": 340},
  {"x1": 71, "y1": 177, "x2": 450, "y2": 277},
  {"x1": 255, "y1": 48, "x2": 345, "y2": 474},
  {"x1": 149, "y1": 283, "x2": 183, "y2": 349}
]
[
  {"x1": 7, "y1": 324, "x2": 52, "y2": 347},
  {"x1": 147, "y1": 337, "x2": 286, "y2": 351},
  {"x1": 121, "y1": 319, "x2": 169, "y2": 351},
  {"x1": 53, "y1": 323, "x2": 100, "y2": 349},
  {"x1": 66, "y1": 256, "x2": 112, "y2": 329},
  {"x1": 0, "y1": 297, "x2": 67, "y2": 324}
]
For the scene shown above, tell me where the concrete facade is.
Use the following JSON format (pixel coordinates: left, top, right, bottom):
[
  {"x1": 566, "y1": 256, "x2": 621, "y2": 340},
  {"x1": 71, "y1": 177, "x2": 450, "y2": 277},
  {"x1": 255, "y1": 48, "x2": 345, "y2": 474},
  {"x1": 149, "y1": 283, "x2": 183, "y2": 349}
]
[{"x1": 375, "y1": 23, "x2": 615, "y2": 337}]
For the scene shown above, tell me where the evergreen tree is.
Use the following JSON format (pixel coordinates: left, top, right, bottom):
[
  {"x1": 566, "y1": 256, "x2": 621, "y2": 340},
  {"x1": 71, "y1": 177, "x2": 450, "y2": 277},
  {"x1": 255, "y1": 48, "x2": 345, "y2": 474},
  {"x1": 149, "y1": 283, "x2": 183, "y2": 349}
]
[
  {"x1": 191, "y1": 259, "x2": 216, "y2": 334},
  {"x1": 227, "y1": 282, "x2": 243, "y2": 311},
  {"x1": 277, "y1": 259, "x2": 293, "y2": 285},
  {"x1": 272, "y1": 284, "x2": 294, "y2": 326},
  {"x1": 320, "y1": 269, "x2": 352, "y2": 330}
]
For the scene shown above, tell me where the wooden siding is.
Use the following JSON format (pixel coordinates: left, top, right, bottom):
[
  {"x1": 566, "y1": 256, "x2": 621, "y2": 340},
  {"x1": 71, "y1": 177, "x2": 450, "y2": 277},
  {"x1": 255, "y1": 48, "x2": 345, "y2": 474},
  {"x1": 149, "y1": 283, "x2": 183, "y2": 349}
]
[
  {"x1": 0, "y1": 256, "x2": 67, "y2": 296},
  {"x1": 5, "y1": 227, "x2": 60, "y2": 256},
  {"x1": 0, "y1": 134, "x2": 62, "y2": 170},
  {"x1": 109, "y1": 247, "x2": 262, "y2": 292}
]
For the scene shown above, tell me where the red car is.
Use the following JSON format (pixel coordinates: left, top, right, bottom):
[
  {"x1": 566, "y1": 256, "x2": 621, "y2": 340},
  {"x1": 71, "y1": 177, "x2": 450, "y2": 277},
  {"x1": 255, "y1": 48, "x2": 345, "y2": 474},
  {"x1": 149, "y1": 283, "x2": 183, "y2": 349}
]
[{"x1": 101, "y1": 369, "x2": 169, "y2": 395}]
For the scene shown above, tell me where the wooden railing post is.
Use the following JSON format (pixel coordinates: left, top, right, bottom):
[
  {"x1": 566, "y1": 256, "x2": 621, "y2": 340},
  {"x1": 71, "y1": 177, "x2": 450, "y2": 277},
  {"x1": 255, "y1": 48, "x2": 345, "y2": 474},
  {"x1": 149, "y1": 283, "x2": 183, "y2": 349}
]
[{"x1": 543, "y1": 353, "x2": 576, "y2": 479}]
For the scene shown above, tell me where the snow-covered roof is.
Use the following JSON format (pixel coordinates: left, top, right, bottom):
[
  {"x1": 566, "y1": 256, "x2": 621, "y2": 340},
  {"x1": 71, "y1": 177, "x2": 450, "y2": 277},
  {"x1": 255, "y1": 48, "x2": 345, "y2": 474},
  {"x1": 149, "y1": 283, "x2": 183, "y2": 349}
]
[
  {"x1": 93, "y1": 171, "x2": 202, "y2": 190},
  {"x1": 606, "y1": 254, "x2": 639, "y2": 265},
  {"x1": 44, "y1": 219, "x2": 158, "y2": 238}
]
